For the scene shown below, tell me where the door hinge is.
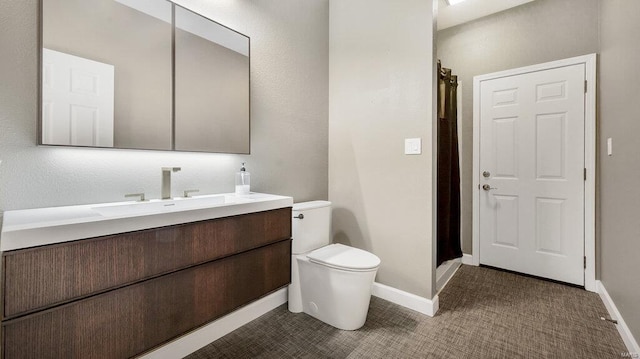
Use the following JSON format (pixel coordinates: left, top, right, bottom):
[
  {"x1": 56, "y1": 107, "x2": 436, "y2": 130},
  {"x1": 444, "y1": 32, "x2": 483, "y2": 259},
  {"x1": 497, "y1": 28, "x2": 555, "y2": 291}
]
[
  {"x1": 584, "y1": 256, "x2": 587, "y2": 269},
  {"x1": 584, "y1": 80, "x2": 588, "y2": 93},
  {"x1": 584, "y1": 168, "x2": 587, "y2": 181}
]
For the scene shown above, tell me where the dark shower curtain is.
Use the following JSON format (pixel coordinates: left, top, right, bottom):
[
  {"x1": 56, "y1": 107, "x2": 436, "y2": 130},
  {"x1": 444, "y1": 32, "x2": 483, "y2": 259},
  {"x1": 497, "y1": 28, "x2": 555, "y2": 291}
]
[{"x1": 437, "y1": 61, "x2": 463, "y2": 266}]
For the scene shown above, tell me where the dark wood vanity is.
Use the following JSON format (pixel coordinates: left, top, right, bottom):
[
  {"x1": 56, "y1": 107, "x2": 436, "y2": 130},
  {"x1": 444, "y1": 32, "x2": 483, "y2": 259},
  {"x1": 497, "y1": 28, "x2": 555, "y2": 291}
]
[{"x1": 1, "y1": 207, "x2": 292, "y2": 358}]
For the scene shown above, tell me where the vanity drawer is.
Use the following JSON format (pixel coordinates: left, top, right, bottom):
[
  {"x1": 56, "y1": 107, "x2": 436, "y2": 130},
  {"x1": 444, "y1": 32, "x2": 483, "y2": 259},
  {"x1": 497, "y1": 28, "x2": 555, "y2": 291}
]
[
  {"x1": 2, "y1": 240, "x2": 291, "y2": 359},
  {"x1": 2, "y1": 207, "x2": 291, "y2": 318}
]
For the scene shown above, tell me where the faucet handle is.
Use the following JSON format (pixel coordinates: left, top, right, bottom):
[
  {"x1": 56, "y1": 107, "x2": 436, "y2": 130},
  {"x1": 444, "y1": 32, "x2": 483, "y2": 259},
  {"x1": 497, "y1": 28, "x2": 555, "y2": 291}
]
[
  {"x1": 162, "y1": 167, "x2": 181, "y2": 172},
  {"x1": 125, "y1": 193, "x2": 146, "y2": 202},
  {"x1": 183, "y1": 189, "x2": 200, "y2": 198}
]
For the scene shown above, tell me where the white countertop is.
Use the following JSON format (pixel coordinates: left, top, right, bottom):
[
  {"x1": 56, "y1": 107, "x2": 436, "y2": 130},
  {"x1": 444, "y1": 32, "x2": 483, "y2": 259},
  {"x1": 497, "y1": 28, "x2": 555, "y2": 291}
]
[{"x1": 0, "y1": 193, "x2": 293, "y2": 252}]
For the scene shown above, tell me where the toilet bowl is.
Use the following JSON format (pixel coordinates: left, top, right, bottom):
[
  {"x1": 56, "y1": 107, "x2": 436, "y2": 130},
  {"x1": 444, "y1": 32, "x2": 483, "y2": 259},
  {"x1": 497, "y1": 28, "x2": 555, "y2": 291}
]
[{"x1": 288, "y1": 201, "x2": 380, "y2": 330}]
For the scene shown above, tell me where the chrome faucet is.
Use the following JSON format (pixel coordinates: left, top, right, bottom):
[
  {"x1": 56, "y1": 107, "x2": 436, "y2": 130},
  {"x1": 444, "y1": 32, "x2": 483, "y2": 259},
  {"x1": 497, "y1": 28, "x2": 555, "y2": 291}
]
[{"x1": 161, "y1": 167, "x2": 181, "y2": 199}]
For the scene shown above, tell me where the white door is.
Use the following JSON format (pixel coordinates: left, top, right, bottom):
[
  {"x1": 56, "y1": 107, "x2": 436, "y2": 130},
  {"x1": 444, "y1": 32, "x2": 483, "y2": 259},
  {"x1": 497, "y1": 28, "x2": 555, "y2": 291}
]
[
  {"x1": 42, "y1": 48, "x2": 115, "y2": 147},
  {"x1": 478, "y1": 64, "x2": 585, "y2": 286}
]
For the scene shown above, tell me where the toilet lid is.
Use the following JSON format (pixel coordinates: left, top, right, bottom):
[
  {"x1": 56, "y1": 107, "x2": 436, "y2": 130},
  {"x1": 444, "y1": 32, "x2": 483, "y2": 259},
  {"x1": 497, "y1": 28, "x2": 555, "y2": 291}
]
[{"x1": 307, "y1": 244, "x2": 381, "y2": 271}]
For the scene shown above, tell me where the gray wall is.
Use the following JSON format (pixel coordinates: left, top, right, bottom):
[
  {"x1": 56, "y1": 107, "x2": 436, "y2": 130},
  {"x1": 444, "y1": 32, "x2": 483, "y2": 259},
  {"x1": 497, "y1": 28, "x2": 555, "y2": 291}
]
[
  {"x1": 329, "y1": 0, "x2": 436, "y2": 299},
  {"x1": 599, "y1": 0, "x2": 640, "y2": 343},
  {"x1": 436, "y1": 0, "x2": 600, "y2": 253},
  {"x1": 0, "y1": 0, "x2": 328, "y2": 211}
]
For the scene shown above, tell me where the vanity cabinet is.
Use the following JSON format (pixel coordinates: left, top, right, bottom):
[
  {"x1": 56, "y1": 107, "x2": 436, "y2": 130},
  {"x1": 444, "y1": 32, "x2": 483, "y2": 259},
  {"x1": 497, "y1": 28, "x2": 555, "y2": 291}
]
[{"x1": 1, "y1": 208, "x2": 292, "y2": 358}]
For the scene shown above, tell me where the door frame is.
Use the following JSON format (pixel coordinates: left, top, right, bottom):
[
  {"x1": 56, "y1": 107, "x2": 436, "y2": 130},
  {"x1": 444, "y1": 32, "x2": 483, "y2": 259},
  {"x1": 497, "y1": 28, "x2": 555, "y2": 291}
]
[{"x1": 471, "y1": 54, "x2": 597, "y2": 292}]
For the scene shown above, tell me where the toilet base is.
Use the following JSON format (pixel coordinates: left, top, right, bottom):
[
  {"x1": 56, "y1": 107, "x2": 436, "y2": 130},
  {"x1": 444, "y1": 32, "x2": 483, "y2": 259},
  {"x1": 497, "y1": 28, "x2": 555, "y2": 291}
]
[{"x1": 289, "y1": 254, "x2": 378, "y2": 330}]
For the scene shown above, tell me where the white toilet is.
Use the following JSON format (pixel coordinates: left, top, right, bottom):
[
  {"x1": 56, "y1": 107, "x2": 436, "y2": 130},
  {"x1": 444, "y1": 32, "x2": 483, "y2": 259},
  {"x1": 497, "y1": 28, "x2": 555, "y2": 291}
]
[{"x1": 288, "y1": 200, "x2": 381, "y2": 330}]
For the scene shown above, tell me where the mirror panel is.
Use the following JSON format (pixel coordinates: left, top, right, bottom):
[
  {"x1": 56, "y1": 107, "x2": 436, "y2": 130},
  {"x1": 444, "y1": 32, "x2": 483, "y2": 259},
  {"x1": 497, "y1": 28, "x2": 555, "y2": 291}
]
[
  {"x1": 174, "y1": 6, "x2": 250, "y2": 153},
  {"x1": 41, "y1": 0, "x2": 173, "y2": 150}
]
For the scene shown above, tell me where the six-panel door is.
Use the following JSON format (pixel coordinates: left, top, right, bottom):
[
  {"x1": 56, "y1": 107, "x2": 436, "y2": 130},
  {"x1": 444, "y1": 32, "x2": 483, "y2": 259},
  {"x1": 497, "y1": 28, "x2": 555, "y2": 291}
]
[{"x1": 479, "y1": 64, "x2": 586, "y2": 285}]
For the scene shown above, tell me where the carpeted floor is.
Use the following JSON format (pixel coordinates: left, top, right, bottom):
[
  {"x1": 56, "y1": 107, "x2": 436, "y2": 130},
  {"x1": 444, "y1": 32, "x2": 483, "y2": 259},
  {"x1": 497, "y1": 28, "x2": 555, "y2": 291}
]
[{"x1": 186, "y1": 265, "x2": 627, "y2": 358}]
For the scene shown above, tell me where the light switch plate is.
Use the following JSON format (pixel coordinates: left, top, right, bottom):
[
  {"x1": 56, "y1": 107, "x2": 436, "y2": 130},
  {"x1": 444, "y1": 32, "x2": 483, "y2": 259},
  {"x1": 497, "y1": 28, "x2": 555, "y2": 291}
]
[
  {"x1": 404, "y1": 138, "x2": 422, "y2": 155},
  {"x1": 607, "y1": 138, "x2": 613, "y2": 156}
]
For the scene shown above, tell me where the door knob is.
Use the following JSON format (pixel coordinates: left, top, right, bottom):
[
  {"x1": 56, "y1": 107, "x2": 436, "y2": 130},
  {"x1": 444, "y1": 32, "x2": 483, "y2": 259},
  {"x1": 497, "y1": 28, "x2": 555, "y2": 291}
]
[{"x1": 482, "y1": 184, "x2": 498, "y2": 191}]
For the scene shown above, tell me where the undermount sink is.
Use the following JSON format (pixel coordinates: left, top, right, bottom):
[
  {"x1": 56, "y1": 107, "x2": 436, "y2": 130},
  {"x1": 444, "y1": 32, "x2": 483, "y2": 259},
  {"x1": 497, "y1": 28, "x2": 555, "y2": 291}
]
[{"x1": 91, "y1": 194, "x2": 253, "y2": 217}]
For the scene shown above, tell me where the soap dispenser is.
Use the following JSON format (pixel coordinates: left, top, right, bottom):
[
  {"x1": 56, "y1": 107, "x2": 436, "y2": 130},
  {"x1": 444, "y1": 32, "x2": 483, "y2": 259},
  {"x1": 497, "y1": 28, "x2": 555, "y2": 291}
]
[{"x1": 235, "y1": 162, "x2": 250, "y2": 195}]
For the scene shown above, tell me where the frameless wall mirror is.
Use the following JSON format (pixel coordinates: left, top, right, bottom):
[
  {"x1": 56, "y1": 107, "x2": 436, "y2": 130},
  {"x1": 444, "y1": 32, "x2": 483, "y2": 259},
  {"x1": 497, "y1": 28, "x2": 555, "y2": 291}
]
[{"x1": 39, "y1": 0, "x2": 250, "y2": 154}]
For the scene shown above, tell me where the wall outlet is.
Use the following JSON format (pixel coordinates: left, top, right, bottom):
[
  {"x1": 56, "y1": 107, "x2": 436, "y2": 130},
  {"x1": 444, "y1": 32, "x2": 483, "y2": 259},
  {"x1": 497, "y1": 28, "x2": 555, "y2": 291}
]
[{"x1": 404, "y1": 138, "x2": 422, "y2": 155}]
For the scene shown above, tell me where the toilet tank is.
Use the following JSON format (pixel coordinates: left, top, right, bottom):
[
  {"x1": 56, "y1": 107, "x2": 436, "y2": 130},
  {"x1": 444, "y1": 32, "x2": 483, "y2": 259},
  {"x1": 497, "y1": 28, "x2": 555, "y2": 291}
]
[{"x1": 292, "y1": 201, "x2": 331, "y2": 254}]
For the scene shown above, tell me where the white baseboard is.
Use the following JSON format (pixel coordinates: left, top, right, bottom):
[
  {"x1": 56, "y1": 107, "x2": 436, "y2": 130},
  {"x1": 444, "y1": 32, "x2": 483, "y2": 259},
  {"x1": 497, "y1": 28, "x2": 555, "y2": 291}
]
[
  {"x1": 372, "y1": 282, "x2": 439, "y2": 317},
  {"x1": 462, "y1": 253, "x2": 474, "y2": 265},
  {"x1": 139, "y1": 288, "x2": 288, "y2": 359},
  {"x1": 596, "y1": 281, "x2": 640, "y2": 356},
  {"x1": 436, "y1": 258, "x2": 461, "y2": 292}
]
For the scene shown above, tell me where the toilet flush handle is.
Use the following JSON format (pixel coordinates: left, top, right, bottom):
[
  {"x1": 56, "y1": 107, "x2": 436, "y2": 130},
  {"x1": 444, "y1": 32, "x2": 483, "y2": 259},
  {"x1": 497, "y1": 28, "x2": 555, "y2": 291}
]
[{"x1": 293, "y1": 214, "x2": 304, "y2": 219}]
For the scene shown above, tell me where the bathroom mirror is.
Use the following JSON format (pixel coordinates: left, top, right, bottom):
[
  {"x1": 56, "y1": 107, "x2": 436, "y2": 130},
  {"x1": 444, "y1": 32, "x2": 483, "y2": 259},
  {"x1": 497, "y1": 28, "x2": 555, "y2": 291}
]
[
  {"x1": 40, "y1": 0, "x2": 173, "y2": 150},
  {"x1": 174, "y1": 6, "x2": 250, "y2": 153},
  {"x1": 39, "y1": 0, "x2": 251, "y2": 153}
]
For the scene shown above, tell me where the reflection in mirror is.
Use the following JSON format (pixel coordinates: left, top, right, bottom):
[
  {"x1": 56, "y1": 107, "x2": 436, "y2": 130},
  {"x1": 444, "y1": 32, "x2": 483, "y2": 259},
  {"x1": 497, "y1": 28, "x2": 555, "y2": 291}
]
[
  {"x1": 174, "y1": 6, "x2": 250, "y2": 153},
  {"x1": 41, "y1": 0, "x2": 172, "y2": 149}
]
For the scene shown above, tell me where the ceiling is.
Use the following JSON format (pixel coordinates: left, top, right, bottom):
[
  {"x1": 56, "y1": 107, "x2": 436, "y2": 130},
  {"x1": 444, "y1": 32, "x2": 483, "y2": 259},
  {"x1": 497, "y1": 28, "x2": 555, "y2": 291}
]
[{"x1": 437, "y1": 0, "x2": 535, "y2": 31}]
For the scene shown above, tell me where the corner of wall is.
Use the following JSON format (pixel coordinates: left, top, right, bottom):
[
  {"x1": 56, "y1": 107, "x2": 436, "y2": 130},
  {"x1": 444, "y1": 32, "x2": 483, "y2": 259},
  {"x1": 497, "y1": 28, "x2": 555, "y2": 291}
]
[{"x1": 328, "y1": 0, "x2": 436, "y2": 299}]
